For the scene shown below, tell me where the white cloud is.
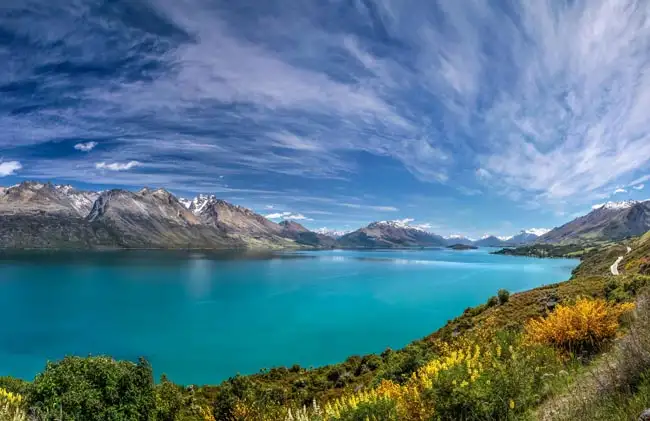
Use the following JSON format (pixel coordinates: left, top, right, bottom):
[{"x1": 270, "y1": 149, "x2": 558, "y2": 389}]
[
  {"x1": 264, "y1": 205, "x2": 275, "y2": 209},
  {"x1": 265, "y1": 211, "x2": 312, "y2": 221},
  {"x1": 0, "y1": 160, "x2": 21, "y2": 177},
  {"x1": 74, "y1": 141, "x2": 98, "y2": 152},
  {"x1": 633, "y1": 184, "x2": 645, "y2": 190},
  {"x1": 525, "y1": 228, "x2": 551, "y2": 236},
  {"x1": 476, "y1": 0, "x2": 650, "y2": 204},
  {"x1": 412, "y1": 223, "x2": 433, "y2": 231},
  {"x1": 613, "y1": 188, "x2": 627, "y2": 194},
  {"x1": 95, "y1": 161, "x2": 140, "y2": 171},
  {"x1": 396, "y1": 218, "x2": 415, "y2": 225}
]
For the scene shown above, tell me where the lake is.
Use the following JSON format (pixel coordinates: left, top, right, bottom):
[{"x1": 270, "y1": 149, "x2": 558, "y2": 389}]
[{"x1": 0, "y1": 248, "x2": 577, "y2": 384}]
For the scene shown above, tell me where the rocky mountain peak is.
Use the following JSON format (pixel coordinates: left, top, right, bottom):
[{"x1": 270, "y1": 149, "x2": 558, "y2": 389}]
[{"x1": 279, "y1": 220, "x2": 309, "y2": 232}]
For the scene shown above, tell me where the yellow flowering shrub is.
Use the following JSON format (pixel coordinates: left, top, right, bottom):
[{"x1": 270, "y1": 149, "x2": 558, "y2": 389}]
[
  {"x1": 0, "y1": 388, "x2": 26, "y2": 421},
  {"x1": 524, "y1": 297, "x2": 635, "y2": 352},
  {"x1": 294, "y1": 329, "x2": 561, "y2": 421}
]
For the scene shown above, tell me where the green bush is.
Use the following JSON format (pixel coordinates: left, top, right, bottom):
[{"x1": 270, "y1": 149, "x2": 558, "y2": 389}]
[
  {"x1": 155, "y1": 375, "x2": 185, "y2": 421},
  {"x1": 0, "y1": 376, "x2": 29, "y2": 395},
  {"x1": 498, "y1": 289, "x2": 510, "y2": 304},
  {"x1": 486, "y1": 296, "x2": 499, "y2": 307},
  {"x1": 27, "y1": 356, "x2": 156, "y2": 421}
]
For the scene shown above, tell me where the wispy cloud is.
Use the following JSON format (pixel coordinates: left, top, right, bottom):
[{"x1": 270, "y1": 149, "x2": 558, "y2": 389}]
[
  {"x1": 633, "y1": 184, "x2": 645, "y2": 190},
  {"x1": 341, "y1": 203, "x2": 398, "y2": 212},
  {"x1": 613, "y1": 188, "x2": 628, "y2": 195},
  {"x1": 74, "y1": 142, "x2": 98, "y2": 152},
  {"x1": 95, "y1": 161, "x2": 141, "y2": 171},
  {"x1": 3, "y1": 0, "x2": 650, "y2": 210},
  {"x1": 0, "y1": 161, "x2": 21, "y2": 177},
  {"x1": 265, "y1": 211, "x2": 312, "y2": 221}
]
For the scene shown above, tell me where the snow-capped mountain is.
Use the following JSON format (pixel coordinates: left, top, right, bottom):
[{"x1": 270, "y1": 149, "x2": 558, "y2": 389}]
[
  {"x1": 539, "y1": 200, "x2": 650, "y2": 243},
  {"x1": 591, "y1": 200, "x2": 645, "y2": 210},
  {"x1": 315, "y1": 228, "x2": 350, "y2": 238},
  {"x1": 0, "y1": 181, "x2": 98, "y2": 217},
  {"x1": 55, "y1": 184, "x2": 99, "y2": 216},
  {"x1": 443, "y1": 234, "x2": 475, "y2": 246},
  {"x1": 522, "y1": 228, "x2": 551, "y2": 236},
  {"x1": 338, "y1": 220, "x2": 446, "y2": 248}
]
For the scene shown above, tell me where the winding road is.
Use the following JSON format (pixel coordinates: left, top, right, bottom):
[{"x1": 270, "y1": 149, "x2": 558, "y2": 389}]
[{"x1": 610, "y1": 246, "x2": 632, "y2": 276}]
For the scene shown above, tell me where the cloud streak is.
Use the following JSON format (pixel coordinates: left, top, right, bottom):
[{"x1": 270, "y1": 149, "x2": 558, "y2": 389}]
[
  {"x1": 2, "y1": 0, "x2": 650, "y2": 209},
  {"x1": 95, "y1": 161, "x2": 141, "y2": 171}
]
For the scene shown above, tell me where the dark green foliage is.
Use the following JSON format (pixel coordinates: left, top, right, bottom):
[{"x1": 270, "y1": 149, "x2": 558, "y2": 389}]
[
  {"x1": 27, "y1": 356, "x2": 156, "y2": 421},
  {"x1": 486, "y1": 295, "x2": 499, "y2": 307},
  {"x1": 493, "y1": 243, "x2": 596, "y2": 259},
  {"x1": 0, "y1": 376, "x2": 29, "y2": 395},
  {"x1": 498, "y1": 288, "x2": 510, "y2": 304},
  {"x1": 606, "y1": 275, "x2": 650, "y2": 302}
]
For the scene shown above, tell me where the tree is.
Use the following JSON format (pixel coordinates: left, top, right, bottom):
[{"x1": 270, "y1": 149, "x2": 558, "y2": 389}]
[
  {"x1": 28, "y1": 356, "x2": 156, "y2": 421},
  {"x1": 498, "y1": 289, "x2": 510, "y2": 304}
]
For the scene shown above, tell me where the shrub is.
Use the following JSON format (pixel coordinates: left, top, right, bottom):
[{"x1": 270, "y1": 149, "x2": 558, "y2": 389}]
[
  {"x1": 524, "y1": 297, "x2": 635, "y2": 353},
  {"x1": 27, "y1": 356, "x2": 156, "y2": 421},
  {"x1": 155, "y1": 375, "x2": 185, "y2": 421},
  {"x1": 296, "y1": 330, "x2": 562, "y2": 421},
  {"x1": 486, "y1": 296, "x2": 499, "y2": 307},
  {"x1": 497, "y1": 289, "x2": 510, "y2": 304}
]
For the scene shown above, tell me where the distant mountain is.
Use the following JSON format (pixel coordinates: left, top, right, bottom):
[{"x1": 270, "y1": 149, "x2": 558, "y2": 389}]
[
  {"x1": 279, "y1": 220, "x2": 336, "y2": 248},
  {"x1": 0, "y1": 181, "x2": 334, "y2": 250},
  {"x1": 337, "y1": 220, "x2": 447, "y2": 248},
  {"x1": 508, "y1": 229, "x2": 550, "y2": 245},
  {"x1": 474, "y1": 235, "x2": 511, "y2": 247},
  {"x1": 314, "y1": 228, "x2": 350, "y2": 239},
  {"x1": 443, "y1": 235, "x2": 474, "y2": 246},
  {"x1": 538, "y1": 200, "x2": 650, "y2": 244}
]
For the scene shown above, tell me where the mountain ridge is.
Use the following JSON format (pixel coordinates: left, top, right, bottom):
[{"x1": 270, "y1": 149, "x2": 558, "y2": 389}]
[{"x1": 538, "y1": 200, "x2": 650, "y2": 244}]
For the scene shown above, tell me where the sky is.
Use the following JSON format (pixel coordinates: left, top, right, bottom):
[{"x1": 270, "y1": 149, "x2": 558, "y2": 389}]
[{"x1": 1, "y1": 0, "x2": 650, "y2": 238}]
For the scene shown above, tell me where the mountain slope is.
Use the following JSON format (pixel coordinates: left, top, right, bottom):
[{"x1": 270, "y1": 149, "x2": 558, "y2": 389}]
[
  {"x1": 0, "y1": 182, "x2": 109, "y2": 248},
  {"x1": 88, "y1": 188, "x2": 242, "y2": 249},
  {"x1": 538, "y1": 201, "x2": 650, "y2": 244},
  {"x1": 280, "y1": 220, "x2": 336, "y2": 248},
  {"x1": 0, "y1": 182, "x2": 98, "y2": 217},
  {"x1": 337, "y1": 220, "x2": 446, "y2": 248}
]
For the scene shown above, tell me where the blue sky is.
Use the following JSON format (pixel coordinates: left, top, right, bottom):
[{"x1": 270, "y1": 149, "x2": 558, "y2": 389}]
[{"x1": 1, "y1": 0, "x2": 650, "y2": 238}]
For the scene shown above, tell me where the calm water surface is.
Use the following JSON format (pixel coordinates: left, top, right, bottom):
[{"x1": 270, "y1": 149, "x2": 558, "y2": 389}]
[{"x1": 0, "y1": 248, "x2": 577, "y2": 384}]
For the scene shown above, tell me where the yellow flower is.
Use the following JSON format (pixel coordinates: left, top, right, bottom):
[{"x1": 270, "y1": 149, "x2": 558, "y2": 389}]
[{"x1": 509, "y1": 399, "x2": 515, "y2": 410}]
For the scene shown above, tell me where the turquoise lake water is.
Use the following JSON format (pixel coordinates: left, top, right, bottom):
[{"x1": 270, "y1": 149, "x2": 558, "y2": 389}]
[{"x1": 0, "y1": 248, "x2": 578, "y2": 385}]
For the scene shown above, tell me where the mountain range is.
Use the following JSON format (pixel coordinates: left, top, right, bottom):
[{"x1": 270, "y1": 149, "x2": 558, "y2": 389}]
[
  {"x1": 2, "y1": 181, "x2": 649, "y2": 250},
  {"x1": 538, "y1": 200, "x2": 650, "y2": 244}
]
